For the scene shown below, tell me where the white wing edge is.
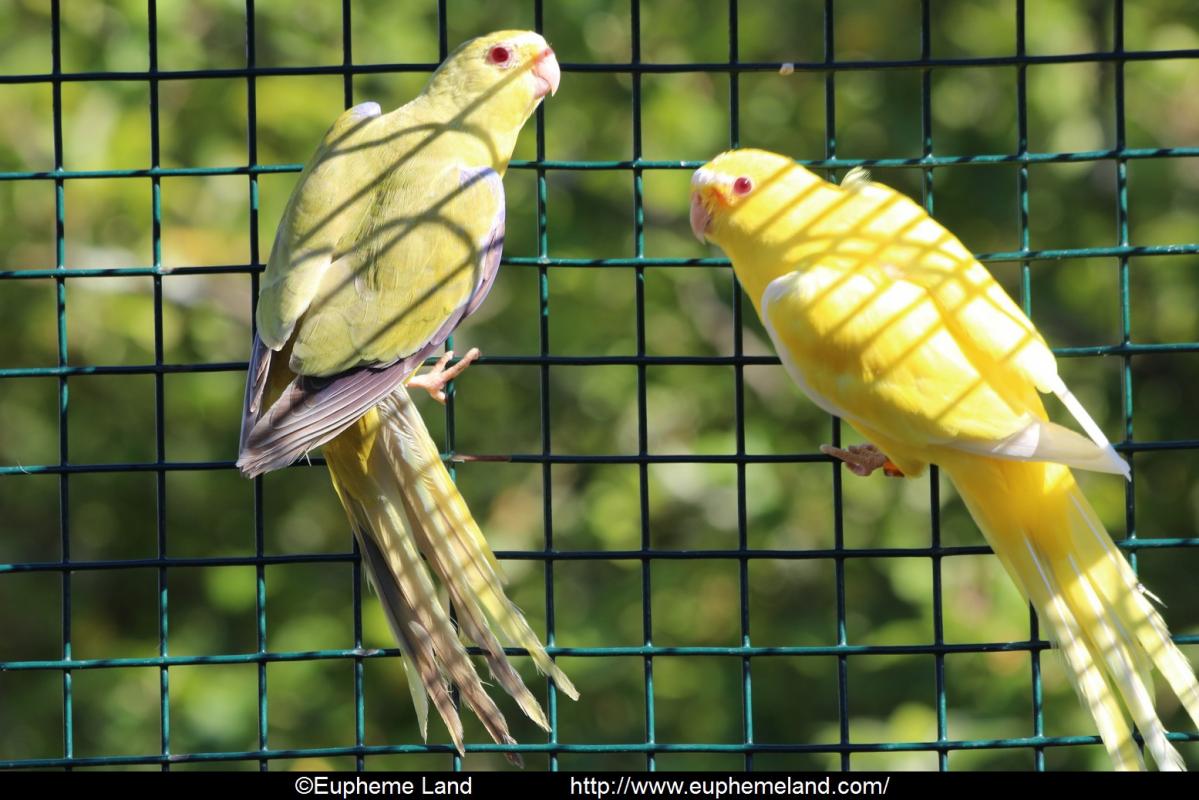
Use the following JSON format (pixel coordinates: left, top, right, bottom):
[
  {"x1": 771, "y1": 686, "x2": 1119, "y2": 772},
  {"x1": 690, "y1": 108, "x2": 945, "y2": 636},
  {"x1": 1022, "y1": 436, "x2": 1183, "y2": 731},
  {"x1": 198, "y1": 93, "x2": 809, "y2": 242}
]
[
  {"x1": 348, "y1": 101, "x2": 382, "y2": 119},
  {"x1": 760, "y1": 272, "x2": 855, "y2": 422},
  {"x1": 840, "y1": 166, "x2": 872, "y2": 192},
  {"x1": 954, "y1": 415, "x2": 1131, "y2": 477},
  {"x1": 1048, "y1": 375, "x2": 1131, "y2": 480}
]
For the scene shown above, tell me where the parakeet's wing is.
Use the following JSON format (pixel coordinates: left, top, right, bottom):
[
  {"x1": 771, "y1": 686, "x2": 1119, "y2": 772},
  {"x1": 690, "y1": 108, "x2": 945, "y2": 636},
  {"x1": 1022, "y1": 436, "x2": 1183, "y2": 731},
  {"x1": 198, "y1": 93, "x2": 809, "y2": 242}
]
[
  {"x1": 238, "y1": 332, "x2": 272, "y2": 456},
  {"x1": 900, "y1": 240, "x2": 1127, "y2": 477},
  {"x1": 810, "y1": 179, "x2": 1128, "y2": 476},
  {"x1": 255, "y1": 101, "x2": 384, "y2": 350},
  {"x1": 759, "y1": 261, "x2": 1127, "y2": 476},
  {"x1": 287, "y1": 163, "x2": 504, "y2": 376},
  {"x1": 238, "y1": 165, "x2": 505, "y2": 477}
]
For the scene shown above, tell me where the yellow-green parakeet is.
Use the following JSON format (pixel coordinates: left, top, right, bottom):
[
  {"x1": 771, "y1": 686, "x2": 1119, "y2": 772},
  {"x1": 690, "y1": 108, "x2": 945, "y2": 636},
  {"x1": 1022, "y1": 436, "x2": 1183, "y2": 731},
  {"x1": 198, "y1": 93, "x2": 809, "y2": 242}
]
[
  {"x1": 690, "y1": 148, "x2": 1199, "y2": 770},
  {"x1": 237, "y1": 31, "x2": 574, "y2": 760}
]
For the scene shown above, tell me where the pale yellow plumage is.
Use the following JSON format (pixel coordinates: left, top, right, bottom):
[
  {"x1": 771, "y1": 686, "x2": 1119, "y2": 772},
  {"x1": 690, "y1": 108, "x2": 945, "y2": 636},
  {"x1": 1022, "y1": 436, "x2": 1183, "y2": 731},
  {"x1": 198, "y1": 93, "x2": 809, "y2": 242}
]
[{"x1": 691, "y1": 148, "x2": 1199, "y2": 770}]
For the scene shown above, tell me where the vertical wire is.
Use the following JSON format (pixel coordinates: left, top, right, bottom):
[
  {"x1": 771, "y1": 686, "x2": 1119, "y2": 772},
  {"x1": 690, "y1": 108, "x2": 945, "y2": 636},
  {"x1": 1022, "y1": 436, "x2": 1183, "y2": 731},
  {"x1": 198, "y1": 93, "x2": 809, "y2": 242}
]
[
  {"x1": 244, "y1": 0, "x2": 269, "y2": 771},
  {"x1": 727, "y1": 0, "x2": 754, "y2": 774},
  {"x1": 429, "y1": 0, "x2": 463, "y2": 773},
  {"x1": 437, "y1": 0, "x2": 449, "y2": 62},
  {"x1": 146, "y1": 0, "x2": 171, "y2": 770},
  {"x1": 50, "y1": 0, "x2": 73, "y2": 768},
  {"x1": 629, "y1": 0, "x2": 656, "y2": 772},
  {"x1": 1013, "y1": 0, "x2": 1045, "y2": 771},
  {"x1": 532, "y1": 0, "x2": 562, "y2": 773},
  {"x1": 1113, "y1": 4, "x2": 1135, "y2": 561},
  {"x1": 1113, "y1": 0, "x2": 1141, "y2": 764},
  {"x1": 339, "y1": 0, "x2": 367, "y2": 773},
  {"x1": 918, "y1": 0, "x2": 948, "y2": 773},
  {"x1": 1016, "y1": 4, "x2": 1033, "y2": 319},
  {"x1": 822, "y1": 0, "x2": 851, "y2": 773}
]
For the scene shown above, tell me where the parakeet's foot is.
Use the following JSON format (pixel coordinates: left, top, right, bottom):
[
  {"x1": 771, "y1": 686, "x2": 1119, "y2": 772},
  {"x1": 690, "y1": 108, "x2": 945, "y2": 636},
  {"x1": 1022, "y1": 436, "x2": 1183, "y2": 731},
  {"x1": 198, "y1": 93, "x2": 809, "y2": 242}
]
[
  {"x1": 408, "y1": 348, "x2": 480, "y2": 404},
  {"x1": 820, "y1": 443, "x2": 904, "y2": 478}
]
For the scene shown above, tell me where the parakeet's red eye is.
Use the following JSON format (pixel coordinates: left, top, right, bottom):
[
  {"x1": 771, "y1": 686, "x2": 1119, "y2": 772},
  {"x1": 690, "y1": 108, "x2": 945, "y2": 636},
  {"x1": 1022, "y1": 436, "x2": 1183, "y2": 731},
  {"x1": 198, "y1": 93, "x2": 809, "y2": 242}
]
[
  {"x1": 733, "y1": 176, "x2": 753, "y2": 196},
  {"x1": 488, "y1": 45, "x2": 512, "y2": 66}
]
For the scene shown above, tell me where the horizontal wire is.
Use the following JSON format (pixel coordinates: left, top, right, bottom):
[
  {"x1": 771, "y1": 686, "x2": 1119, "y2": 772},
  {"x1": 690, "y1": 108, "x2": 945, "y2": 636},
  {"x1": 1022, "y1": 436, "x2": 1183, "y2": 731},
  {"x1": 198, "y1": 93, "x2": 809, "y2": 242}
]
[
  {"x1": 5, "y1": 629, "x2": 1198, "y2": 673},
  {"x1": 1, "y1": 45, "x2": 1198, "y2": 87},
  {"x1": 7, "y1": 535, "x2": 1199, "y2": 576},
  {"x1": 10, "y1": 732, "x2": 1199, "y2": 771},
  {"x1": 1, "y1": 644, "x2": 1062, "y2": 673},
  {"x1": 4, "y1": 435, "x2": 1199, "y2": 477},
  {"x1": 4, "y1": 145, "x2": 1199, "y2": 183},
  {"x1": 5, "y1": 338, "x2": 1199, "y2": 380},
  {"x1": 3, "y1": 241, "x2": 1197, "y2": 283}
]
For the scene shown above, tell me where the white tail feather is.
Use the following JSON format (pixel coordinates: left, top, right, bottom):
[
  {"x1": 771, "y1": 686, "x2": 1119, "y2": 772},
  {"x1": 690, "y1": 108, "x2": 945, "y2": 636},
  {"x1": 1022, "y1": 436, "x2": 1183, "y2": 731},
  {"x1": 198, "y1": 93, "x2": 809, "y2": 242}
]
[
  {"x1": 1069, "y1": 495, "x2": 1199, "y2": 732},
  {"x1": 1022, "y1": 539, "x2": 1146, "y2": 770},
  {"x1": 1066, "y1": 553, "x2": 1185, "y2": 770},
  {"x1": 945, "y1": 456, "x2": 1197, "y2": 771}
]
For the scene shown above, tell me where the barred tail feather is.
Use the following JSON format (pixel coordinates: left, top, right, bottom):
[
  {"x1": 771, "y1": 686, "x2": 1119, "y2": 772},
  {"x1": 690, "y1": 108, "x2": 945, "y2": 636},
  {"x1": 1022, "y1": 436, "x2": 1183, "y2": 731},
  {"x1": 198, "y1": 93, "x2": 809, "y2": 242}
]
[
  {"x1": 942, "y1": 455, "x2": 1198, "y2": 771},
  {"x1": 354, "y1": 524, "x2": 457, "y2": 744},
  {"x1": 326, "y1": 470, "x2": 434, "y2": 738},
  {"x1": 327, "y1": 450, "x2": 497, "y2": 757},
  {"x1": 378, "y1": 390, "x2": 579, "y2": 703},
  {"x1": 324, "y1": 388, "x2": 576, "y2": 762}
]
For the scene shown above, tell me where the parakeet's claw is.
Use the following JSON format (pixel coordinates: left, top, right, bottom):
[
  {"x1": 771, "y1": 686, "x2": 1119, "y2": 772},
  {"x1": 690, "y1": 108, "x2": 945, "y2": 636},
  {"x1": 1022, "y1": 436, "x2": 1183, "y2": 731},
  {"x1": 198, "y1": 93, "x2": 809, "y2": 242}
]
[
  {"x1": 408, "y1": 348, "x2": 481, "y2": 404},
  {"x1": 819, "y1": 443, "x2": 904, "y2": 478}
]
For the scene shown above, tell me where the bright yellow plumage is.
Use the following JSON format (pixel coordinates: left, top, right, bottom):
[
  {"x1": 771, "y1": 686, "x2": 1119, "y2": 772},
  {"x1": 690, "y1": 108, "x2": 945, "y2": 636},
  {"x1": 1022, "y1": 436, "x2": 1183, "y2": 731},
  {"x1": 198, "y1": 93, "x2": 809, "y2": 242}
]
[{"x1": 692, "y1": 148, "x2": 1199, "y2": 770}]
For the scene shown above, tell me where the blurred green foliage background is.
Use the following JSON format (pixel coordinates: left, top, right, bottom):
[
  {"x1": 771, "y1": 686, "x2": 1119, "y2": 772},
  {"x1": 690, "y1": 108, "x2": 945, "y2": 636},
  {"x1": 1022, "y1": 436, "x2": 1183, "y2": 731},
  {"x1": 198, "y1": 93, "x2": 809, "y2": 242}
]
[{"x1": 1, "y1": 0, "x2": 1198, "y2": 772}]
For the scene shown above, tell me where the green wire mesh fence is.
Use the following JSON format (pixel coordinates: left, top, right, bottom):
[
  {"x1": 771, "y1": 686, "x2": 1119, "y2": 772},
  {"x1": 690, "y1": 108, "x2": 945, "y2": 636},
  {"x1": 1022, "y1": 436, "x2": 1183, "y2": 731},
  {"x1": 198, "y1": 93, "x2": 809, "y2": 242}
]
[{"x1": 1, "y1": 0, "x2": 1198, "y2": 772}]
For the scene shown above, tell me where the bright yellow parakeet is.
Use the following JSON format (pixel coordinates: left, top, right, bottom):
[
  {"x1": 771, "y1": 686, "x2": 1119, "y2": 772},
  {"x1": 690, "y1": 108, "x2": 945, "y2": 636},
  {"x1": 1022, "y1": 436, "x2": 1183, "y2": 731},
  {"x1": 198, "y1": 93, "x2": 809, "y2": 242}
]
[
  {"x1": 690, "y1": 148, "x2": 1199, "y2": 770},
  {"x1": 237, "y1": 31, "x2": 576, "y2": 761}
]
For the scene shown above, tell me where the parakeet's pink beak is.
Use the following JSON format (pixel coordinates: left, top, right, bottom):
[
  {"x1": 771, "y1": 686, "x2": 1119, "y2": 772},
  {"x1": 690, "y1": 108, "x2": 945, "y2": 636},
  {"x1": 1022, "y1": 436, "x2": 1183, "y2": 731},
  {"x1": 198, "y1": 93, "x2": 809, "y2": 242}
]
[
  {"x1": 532, "y1": 48, "x2": 560, "y2": 98},
  {"x1": 690, "y1": 192, "x2": 712, "y2": 242}
]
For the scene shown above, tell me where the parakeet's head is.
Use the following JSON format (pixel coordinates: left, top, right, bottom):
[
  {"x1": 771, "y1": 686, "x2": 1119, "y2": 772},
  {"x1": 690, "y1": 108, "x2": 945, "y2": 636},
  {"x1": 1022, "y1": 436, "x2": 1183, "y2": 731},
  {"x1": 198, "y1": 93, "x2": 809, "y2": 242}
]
[
  {"x1": 425, "y1": 30, "x2": 561, "y2": 124},
  {"x1": 690, "y1": 148, "x2": 818, "y2": 249}
]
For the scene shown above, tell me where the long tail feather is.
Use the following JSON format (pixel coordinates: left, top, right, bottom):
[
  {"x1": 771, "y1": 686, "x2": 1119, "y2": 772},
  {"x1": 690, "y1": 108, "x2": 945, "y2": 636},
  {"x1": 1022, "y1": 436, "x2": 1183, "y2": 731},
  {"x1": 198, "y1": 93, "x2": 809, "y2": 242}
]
[
  {"x1": 323, "y1": 387, "x2": 575, "y2": 761},
  {"x1": 325, "y1": 470, "x2": 434, "y2": 737},
  {"x1": 942, "y1": 454, "x2": 1198, "y2": 771},
  {"x1": 378, "y1": 391, "x2": 579, "y2": 703},
  {"x1": 1065, "y1": 493, "x2": 1199, "y2": 730},
  {"x1": 1022, "y1": 538, "x2": 1145, "y2": 770}
]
